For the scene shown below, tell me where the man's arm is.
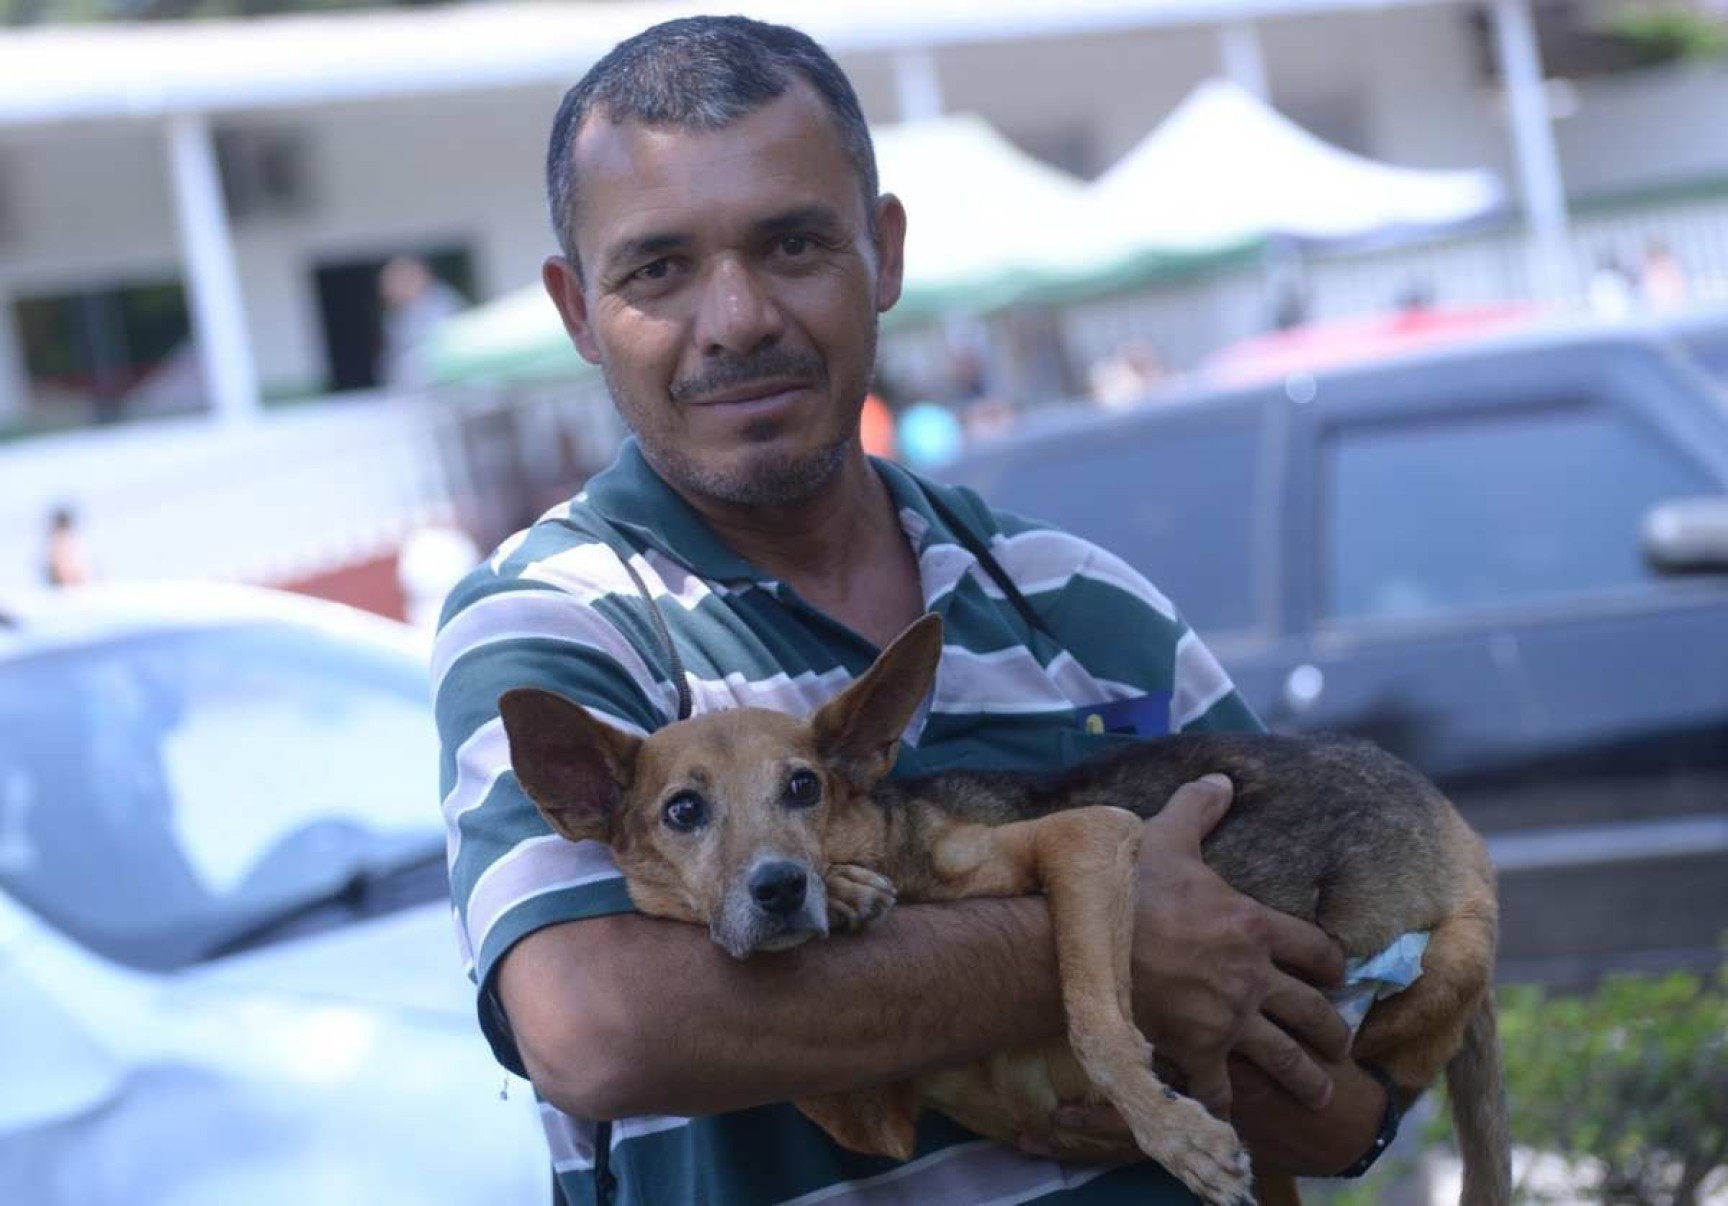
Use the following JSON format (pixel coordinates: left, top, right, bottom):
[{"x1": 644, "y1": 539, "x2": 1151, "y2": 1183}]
[
  {"x1": 499, "y1": 782, "x2": 1375, "y2": 1175},
  {"x1": 498, "y1": 894, "x2": 1063, "y2": 1120}
]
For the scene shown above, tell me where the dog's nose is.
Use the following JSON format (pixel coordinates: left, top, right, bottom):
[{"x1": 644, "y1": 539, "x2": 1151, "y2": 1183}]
[{"x1": 748, "y1": 861, "x2": 808, "y2": 916}]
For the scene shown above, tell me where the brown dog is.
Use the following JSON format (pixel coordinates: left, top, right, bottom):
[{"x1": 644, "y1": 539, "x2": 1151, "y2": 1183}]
[{"x1": 499, "y1": 615, "x2": 1509, "y2": 1205}]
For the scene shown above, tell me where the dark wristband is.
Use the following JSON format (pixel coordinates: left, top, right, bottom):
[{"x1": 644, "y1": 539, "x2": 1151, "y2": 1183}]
[{"x1": 1335, "y1": 1062, "x2": 1402, "y2": 1179}]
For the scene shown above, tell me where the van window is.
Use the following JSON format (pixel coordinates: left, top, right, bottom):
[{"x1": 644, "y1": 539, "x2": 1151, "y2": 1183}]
[
  {"x1": 969, "y1": 404, "x2": 1265, "y2": 635},
  {"x1": 1321, "y1": 400, "x2": 1715, "y2": 622}
]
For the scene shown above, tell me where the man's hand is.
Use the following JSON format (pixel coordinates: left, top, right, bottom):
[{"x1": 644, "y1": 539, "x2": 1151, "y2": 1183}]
[
  {"x1": 1127, "y1": 774, "x2": 1350, "y2": 1117},
  {"x1": 1028, "y1": 1052, "x2": 1389, "y2": 1177}
]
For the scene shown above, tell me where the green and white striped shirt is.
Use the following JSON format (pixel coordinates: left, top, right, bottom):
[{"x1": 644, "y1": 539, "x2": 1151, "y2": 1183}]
[{"x1": 435, "y1": 438, "x2": 1261, "y2": 1206}]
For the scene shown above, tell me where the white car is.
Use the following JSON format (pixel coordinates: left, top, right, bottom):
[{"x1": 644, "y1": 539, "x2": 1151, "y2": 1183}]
[{"x1": 0, "y1": 583, "x2": 546, "y2": 1206}]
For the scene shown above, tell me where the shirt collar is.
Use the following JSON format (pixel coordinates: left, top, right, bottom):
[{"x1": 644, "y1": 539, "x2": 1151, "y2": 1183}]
[
  {"x1": 874, "y1": 455, "x2": 973, "y2": 556},
  {"x1": 578, "y1": 438, "x2": 764, "y2": 582},
  {"x1": 579, "y1": 438, "x2": 965, "y2": 582}
]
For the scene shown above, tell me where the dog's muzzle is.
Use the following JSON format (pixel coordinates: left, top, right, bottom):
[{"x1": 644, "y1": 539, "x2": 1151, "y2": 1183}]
[{"x1": 712, "y1": 858, "x2": 829, "y2": 958}]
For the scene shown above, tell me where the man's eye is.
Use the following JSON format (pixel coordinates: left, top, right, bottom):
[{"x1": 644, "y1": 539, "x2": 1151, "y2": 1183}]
[
  {"x1": 777, "y1": 235, "x2": 810, "y2": 256},
  {"x1": 784, "y1": 770, "x2": 821, "y2": 808},
  {"x1": 663, "y1": 792, "x2": 708, "y2": 831},
  {"x1": 634, "y1": 259, "x2": 671, "y2": 281}
]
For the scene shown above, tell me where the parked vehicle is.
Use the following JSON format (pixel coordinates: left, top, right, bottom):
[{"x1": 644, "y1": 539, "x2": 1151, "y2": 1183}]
[
  {"x1": 1665, "y1": 303, "x2": 1728, "y2": 383},
  {"x1": 0, "y1": 584, "x2": 544, "y2": 1206},
  {"x1": 942, "y1": 326, "x2": 1728, "y2": 985}
]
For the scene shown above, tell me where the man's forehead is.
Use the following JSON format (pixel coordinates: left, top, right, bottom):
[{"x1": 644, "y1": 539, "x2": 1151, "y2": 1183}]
[{"x1": 570, "y1": 83, "x2": 861, "y2": 242}]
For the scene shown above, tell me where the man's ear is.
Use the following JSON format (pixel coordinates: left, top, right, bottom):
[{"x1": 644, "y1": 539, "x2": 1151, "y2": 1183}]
[
  {"x1": 542, "y1": 255, "x2": 602, "y2": 365},
  {"x1": 811, "y1": 613, "x2": 943, "y2": 787},
  {"x1": 497, "y1": 689, "x2": 640, "y2": 843},
  {"x1": 871, "y1": 193, "x2": 907, "y2": 315}
]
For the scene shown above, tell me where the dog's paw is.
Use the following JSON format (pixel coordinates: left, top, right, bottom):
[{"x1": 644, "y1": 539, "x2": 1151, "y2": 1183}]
[
  {"x1": 825, "y1": 864, "x2": 896, "y2": 930},
  {"x1": 1137, "y1": 1095, "x2": 1252, "y2": 1206}
]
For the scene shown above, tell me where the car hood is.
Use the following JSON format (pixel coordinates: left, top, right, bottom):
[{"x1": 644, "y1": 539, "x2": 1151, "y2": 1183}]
[{"x1": 1, "y1": 895, "x2": 545, "y2": 1206}]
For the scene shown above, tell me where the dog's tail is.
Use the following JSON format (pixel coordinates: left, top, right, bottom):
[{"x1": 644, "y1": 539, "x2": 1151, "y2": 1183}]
[{"x1": 1445, "y1": 995, "x2": 1511, "y2": 1206}]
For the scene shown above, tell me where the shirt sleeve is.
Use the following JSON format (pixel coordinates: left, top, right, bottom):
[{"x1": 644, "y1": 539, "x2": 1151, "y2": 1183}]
[{"x1": 433, "y1": 544, "x2": 674, "y2": 1070}]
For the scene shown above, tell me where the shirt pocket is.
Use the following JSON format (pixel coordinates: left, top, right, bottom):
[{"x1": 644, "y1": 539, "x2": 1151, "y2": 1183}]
[{"x1": 1056, "y1": 726, "x2": 1153, "y2": 773}]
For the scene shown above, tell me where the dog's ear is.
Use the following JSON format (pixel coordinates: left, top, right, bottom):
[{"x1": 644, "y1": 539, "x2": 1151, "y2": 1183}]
[
  {"x1": 497, "y1": 689, "x2": 641, "y2": 844},
  {"x1": 811, "y1": 614, "x2": 943, "y2": 787}
]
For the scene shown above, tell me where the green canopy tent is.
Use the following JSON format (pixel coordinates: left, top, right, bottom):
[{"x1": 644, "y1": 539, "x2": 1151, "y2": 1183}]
[
  {"x1": 426, "y1": 113, "x2": 1259, "y2": 388},
  {"x1": 425, "y1": 279, "x2": 596, "y2": 389}
]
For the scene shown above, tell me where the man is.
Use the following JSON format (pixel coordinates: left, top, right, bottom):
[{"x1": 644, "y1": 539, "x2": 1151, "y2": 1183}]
[
  {"x1": 43, "y1": 503, "x2": 93, "y2": 588},
  {"x1": 435, "y1": 17, "x2": 1391, "y2": 1204},
  {"x1": 378, "y1": 254, "x2": 467, "y2": 390}
]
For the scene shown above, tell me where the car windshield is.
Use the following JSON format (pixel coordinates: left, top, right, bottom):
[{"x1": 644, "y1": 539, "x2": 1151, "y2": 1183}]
[{"x1": 0, "y1": 621, "x2": 442, "y2": 971}]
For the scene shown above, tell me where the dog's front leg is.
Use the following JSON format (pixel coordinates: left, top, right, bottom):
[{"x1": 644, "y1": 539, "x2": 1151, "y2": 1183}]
[
  {"x1": 824, "y1": 863, "x2": 897, "y2": 931},
  {"x1": 930, "y1": 809, "x2": 1254, "y2": 1206}
]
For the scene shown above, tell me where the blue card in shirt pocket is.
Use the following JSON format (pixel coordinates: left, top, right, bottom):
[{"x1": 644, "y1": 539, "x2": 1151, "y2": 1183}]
[{"x1": 1074, "y1": 691, "x2": 1172, "y2": 739}]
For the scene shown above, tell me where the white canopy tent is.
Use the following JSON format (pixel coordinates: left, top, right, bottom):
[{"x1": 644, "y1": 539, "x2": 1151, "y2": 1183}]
[
  {"x1": 875, "y1": 112, "x2": 1260, "y2": 315},
  {"x1": 1089, "y1": 77, "x2": 1505, "y2": 249},
  {"x1": 428, "y1": 112, "x2": 1257, "y2": 386}
]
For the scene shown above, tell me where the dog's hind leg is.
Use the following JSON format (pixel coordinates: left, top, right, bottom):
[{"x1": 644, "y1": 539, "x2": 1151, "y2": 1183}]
[
  {"x1": 1351, "y1": 893, "x2": 1508, "y2": 1206},
  {"x1": 929, "y1": 808, "x2": 1253, "y2": 1205},
  {"x1": 1350, "y1": 894, "x2": 1497, "y2": 1089}
]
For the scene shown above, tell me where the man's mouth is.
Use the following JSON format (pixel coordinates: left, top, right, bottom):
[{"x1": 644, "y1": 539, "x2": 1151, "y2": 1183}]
[{"x1": 686, "y1": 380, "x2": 812, "y2": 408}]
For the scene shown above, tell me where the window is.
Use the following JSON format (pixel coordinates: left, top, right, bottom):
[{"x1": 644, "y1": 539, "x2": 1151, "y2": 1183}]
[
  {"x1": 1321, "y1": 400, "x2": 1716, "y2": 623},
  {"x1": 13, "y1": 279, "x2": 197, "y2": 426},
  {"x1": 0, "y1": 623, "x2": 439, "y2": 970},
  {"x1": 979, "y1": 405, "x2": 1266, "y2": 635}
]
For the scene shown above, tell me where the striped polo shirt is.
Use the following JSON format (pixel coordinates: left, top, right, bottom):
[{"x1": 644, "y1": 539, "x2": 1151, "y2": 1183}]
[{"x1": 434, "y1": 438, "x2": 1261, "y2": 1206}]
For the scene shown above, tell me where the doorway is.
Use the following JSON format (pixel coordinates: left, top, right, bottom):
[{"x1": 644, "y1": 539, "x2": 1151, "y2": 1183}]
[{"x1": 312, "y1": 245, "x2": 474, "y2": 393}]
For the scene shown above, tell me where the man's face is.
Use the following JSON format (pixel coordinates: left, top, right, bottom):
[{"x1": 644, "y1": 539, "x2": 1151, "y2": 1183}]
[{"x1": 545, "y1": 82, "x2": 905, "y2": 508}]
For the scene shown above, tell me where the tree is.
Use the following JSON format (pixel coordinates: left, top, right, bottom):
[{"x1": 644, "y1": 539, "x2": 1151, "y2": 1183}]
[{"x1": 2, "y1": 0, "x2": 452, "y2": 27}]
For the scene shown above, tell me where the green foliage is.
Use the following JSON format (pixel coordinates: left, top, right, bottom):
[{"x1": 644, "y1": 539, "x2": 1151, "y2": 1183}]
[
  {"x1": 1503, "y1": 968, "x2": 1727, "y2": 1203},
  {"x1": 1, "y1": 0, "x2": 449, "y2": 27},
  {"x1": 1608, "y1": 3, "x2": 1728, "y2": 65},
  {"x1": 1425, "y1": 968, "x2": 1728, "y2": 1204}
]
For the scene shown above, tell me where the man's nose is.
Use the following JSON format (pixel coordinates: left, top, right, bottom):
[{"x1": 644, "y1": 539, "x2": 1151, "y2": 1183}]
[
  {"x1": 695, "y1": 255, "x2": 785, "y2": 358},
  {"x1": 748, "y1": 860, "x2": 808, "y2": 916}
]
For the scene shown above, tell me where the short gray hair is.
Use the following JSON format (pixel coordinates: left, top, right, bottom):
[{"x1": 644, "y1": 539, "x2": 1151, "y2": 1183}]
[{"x1": 545, "y1": 15, "x2": 879, "y2": 275}]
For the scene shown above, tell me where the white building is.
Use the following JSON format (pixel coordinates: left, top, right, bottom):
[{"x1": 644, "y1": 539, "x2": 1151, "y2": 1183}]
[{"x1": 2, "y1": 0, "x2": 1726, "y2": 599}]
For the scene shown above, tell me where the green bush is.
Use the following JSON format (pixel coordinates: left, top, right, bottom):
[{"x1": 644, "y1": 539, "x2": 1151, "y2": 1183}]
[
  {"x1": 1306, "y1": 967, "x2": 1727, "y2": 1204},
  {"x1": 1608, "y1": 4, "x2": 1728, "y2": 65},
  {"x1": 1435, "y1": 968, "x2": 1728, "y2": 1204}
]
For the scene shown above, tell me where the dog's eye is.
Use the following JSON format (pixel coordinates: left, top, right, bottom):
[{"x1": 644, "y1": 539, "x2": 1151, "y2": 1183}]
[
  {"x1": 662, "y1": 792, "x2": 708, "y2": 832},
  {"x1": 784, "y1": 769, "x2": 821, "y2": 808}
]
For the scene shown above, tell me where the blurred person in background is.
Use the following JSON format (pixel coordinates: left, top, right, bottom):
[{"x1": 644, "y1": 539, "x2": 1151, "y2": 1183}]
[
  {"x1": 43, "y1": 503, "x2": 93, "y2": 588},
  {"x1": 962, "y1": 392, "x2": 1019, "y2": 442},
  {"x1": 1588, "y1": 249, "x2": 1638, "y2": 321},
  {"x1": 1639, "y1": 237, "x2": 1691, "y2": 312},
  {"x1": 396, "y1": 518, "x2": 481, "y2": 632},
  {"x1": 434, "y1": 15, "x2": 1391, "y2": 1206},
  {"x1": 858, "y1": 389, "x2": 898, "y2": 458},
  {"x1": 895, "y1": 396, "x2": 965, "y2": 467},
  {"x1": 377, "y1": 255, "x2": 468, "y2": 391},
  {"x1": 1088, "y1": 338, "x2": 1168, "y2": 410}
]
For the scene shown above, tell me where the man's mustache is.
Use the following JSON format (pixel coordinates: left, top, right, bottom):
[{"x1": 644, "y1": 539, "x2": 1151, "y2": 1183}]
[{"x1": 670, "y1": 349, "x2": 826, "y2": 404}]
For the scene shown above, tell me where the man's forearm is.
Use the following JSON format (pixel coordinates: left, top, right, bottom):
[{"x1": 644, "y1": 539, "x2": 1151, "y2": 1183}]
[{"x1": 500, "y1": 896, "x2": 1067, "y2": 1119}]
